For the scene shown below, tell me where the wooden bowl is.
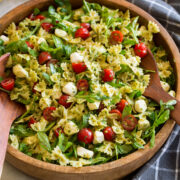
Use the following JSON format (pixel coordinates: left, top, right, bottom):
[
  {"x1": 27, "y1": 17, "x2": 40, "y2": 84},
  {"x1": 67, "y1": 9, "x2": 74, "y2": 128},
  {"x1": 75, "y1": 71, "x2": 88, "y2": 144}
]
[{"x1": 0, "y1": 0, "x2": 180, "y2": 179}]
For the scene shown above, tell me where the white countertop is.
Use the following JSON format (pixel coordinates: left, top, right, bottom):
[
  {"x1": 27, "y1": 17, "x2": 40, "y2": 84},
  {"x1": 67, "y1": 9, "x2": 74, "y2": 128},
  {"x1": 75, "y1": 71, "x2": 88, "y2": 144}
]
[{"x1": 1, "y1": 1, "x2": 35, "y2": 179}]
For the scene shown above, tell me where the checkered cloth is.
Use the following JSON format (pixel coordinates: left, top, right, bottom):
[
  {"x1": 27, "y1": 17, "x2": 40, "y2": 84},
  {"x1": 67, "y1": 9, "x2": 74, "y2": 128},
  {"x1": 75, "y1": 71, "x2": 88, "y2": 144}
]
[{"x1": 126, "y1": 0, "x2": 180, "y2": 179}]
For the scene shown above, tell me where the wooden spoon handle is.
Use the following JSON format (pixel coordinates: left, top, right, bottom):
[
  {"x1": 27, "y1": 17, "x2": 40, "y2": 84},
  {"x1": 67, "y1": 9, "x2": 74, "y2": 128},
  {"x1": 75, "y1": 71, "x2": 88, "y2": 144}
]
[{"x1": 147, "y1": 85, "x2": 180, "y2": 125}]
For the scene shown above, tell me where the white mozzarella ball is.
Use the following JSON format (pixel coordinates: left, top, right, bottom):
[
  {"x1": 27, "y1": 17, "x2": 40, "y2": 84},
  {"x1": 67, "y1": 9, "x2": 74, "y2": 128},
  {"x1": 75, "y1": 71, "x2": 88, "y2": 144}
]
[
  {"x1": 62, "y1": 82, "x2": 77, "y2": 96},
  {"x1": 93, "y1": 131, "x2": 104, "y2": 144},
  {"x1": 70, "y1": 52, "x2": 83, "y2": 63},
  {"x1": 55, "y1": 29, "x2": 67, "y2": 38},
  {"x1": 13, "y1": 64, "x2": 29, "y2": 78},
  {"x1": 38, "y1": 37, "x2": 46, "y2": 44},
  {"x1": 160, "y1": 81, "x2": 170, "y2": 92},
  {"x1": 64, "y1": 121, "x2": 79, "y2": 135},
  {"x1": 87, "y1": 101, "x2": 100, "y2": 110},
  {"x1": 168, "y1": 90, "x2": 175, "y2": 97},
  {"x1": 0, "y1": 35, "x2": 9, "y2": 44},
  {"x1": 135, "y1": 99, "x2": 147, "y2": 113},
  {"x1": 138, "y1": 119, "x2": 150, "y2": 131},
  {"x1": 77, "y1": 146, "x2": 94, "y2": 159}
]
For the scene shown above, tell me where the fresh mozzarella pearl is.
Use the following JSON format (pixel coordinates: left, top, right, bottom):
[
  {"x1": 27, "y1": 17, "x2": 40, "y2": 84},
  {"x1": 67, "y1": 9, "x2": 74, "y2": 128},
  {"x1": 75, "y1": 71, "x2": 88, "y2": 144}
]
[
  {"x1": 64, "y1": 121, "x2": 79, "y2": 135},
  {"x1": 13, "y1": 64, "x2": 29, "y2": 78},
  {"x1": 135, "y1": 99, "x2": 147, "y2": 113},
  {"x1": 93, "y1": 131, "x2": 104, "y2": 144},
  {"x1": 0, "y1": 35, "x2": 9, "y2": 44},
  {"x1": 87, "y1": 101, "x2": 100, "y2": 110},
  {"x1": 70, "y1": 52, "x2": 83, "y2": 63},
  {"x1": 38, "y1": 37, "x2": 46, "y2": 44},
  {"x1": 62, "y1": 82, "x2": 77, "y2": 96},
  {"x1": 160, "y1": 81, "x2": 170, "y2": 92},
  {"x1": 138, "y1": 119, "x2": 150, "y2": 131},
  {"x1": 77, "y1": 146, "x2": 94, "y2": 159},
  {"x1": 55, "y1": 29, "x2": 67, "y2": 38}
]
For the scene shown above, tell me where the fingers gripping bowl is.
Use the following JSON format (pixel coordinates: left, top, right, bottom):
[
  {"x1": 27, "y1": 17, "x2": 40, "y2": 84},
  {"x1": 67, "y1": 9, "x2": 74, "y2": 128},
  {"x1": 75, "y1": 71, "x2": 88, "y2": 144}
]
[{"x1": 0, "y1": 0, "x2": 180, "y2": 179}]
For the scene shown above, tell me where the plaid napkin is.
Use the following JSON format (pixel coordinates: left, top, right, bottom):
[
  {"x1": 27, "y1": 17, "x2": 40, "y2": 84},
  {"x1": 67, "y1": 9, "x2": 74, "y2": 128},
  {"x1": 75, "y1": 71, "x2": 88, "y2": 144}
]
[{"x1": 126, "y1": 0, "x2": 180, "y2": 179}]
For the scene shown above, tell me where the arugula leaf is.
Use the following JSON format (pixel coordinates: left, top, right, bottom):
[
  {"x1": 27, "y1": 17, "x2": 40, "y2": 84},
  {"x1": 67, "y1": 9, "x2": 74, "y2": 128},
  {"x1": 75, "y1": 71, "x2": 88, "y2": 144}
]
[
  {"x1": 11, "y1": 125, "x2": 35, "y2": 137},
  {"x1": 0, "y1": 87, "x2": 10, "y2": 94},
  {"x1": 109, "y1": 92, "x2": 121, "y2": 105},
  {"x1": 83, "y1": 0, "x2": 102, "y2": 14},
  {"x1": 0, "y1": 77, "x2": 3, "y2": 83},
  {"x1": 116, "y1": 64, "x2": 133, "y2": 75},
  {"x1": 122, "y1": 105, "x2": 132, "y2": 118},
  {"x1": 116, "y1": 144, "x2": 133, "y2": 154},
  {"x1": 149, "y1": 128, "x2": 155, "y2": 148},
  {"x1": 33, "y1": 8, "x2": 40, "y2": 15},
  {"x1": 44, "y1": 122, "x2": 56, "y2": 132},
  {"x1": 48, "y1": 5, "x2": 61, "y2": 20},
  {"x1": 126, "y1": 17, "x2": 139, "y2": 44},
  {"x1": 42, "y1": 72, "x2": 54, "y2": 85},
  {"x1": 123, "y1": 39, "x2": 137, "y2": 46},
  {"x1": 37, "y1": 132, "x2": 51, "y2": 152},
  {"x1": 76, "y1": 91, "x2": 110, "y2": 103},
  {"x1": 81, "y1": 114, "x2": 90, "y2": 129},
  {"x1": 28, "y1": 49, "x2": 38, "y2": 57},
  {"x1": 107, "y1": 81, "x2": 125, "y2": 88},
  {"x1": 58, "y1": 133, "x2": 73, "y2": 152},
  {"x1": 120, "y1": 50, "x2": 126, "y2": 55},
  {"x1": 52, "y1": 35, "x2": 63, "y2": 48},
  {"x1": 0, "y1": 39, "x2": 4, "y2": 46},
  {"x1": 19, "y1": 143, "x2": 32, "y2": 156},
  {"x1": 50, "y1": 64, "x2": 56, "y2": 74},
  {"x1": 90, "y1": 157, "x2": 107, "y2": 165},
  {"x1": 129, "y1": 90, "x2": 142, "y2": 99},
  {"x1": 55, "y1": 0, "x2": 72, "y2": 14}
]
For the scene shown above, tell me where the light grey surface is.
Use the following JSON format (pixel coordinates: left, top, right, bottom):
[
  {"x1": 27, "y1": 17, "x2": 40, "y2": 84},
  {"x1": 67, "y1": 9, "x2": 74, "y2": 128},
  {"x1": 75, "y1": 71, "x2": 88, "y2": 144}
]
[{"x1": 0, "y1": 2, "x2": 35, "y2": 180}]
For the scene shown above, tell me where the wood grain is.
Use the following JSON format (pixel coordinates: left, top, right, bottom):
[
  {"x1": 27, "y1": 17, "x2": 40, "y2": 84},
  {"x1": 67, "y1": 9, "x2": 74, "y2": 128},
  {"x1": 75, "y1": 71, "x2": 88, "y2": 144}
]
[{"x1": 0, "y1": 0, "x2": 179, "y2": 179}]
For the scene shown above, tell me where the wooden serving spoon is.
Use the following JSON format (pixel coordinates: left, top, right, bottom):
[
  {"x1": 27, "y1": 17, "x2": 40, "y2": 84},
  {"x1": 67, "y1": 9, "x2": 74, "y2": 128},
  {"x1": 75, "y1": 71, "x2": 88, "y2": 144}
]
[
  {"x1": 141, "y1": 49, "x2": 180, "y2": 125},
  {"x1": 0, "y1": 53, "x2": 25, "y2": 177}
]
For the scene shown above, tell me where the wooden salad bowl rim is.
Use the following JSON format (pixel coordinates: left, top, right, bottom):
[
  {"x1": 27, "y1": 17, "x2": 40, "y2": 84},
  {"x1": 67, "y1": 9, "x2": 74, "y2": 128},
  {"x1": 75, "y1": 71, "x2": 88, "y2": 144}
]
[{"x1": 0, "y1": 0, "x2": 180, "y2": 179}]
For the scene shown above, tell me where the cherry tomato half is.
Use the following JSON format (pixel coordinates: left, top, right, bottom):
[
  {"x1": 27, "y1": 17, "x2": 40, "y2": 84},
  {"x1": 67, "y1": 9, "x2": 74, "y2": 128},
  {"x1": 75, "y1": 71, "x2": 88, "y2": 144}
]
[
  {"x1": 110, "y1": 30, "x2": 123, "y2": 45},
  {"x1": 134, "y1": 42, "x2": 147, "y2": 58},
  {"x1": 41, "y1": 23, "x2": 54, "y2": 32},
  {"x1": 122, "y1": 114, "x2": 137, "y2": 131},
  {"x1": 75, "y1": 28, "x2": 90, "y2": 40},
  {"x1": 102, "y1": 69, "x2": 114, "y2": 82},
  {"x1": 58, "y1": 95, "x2": 72, "y2": 108},
  {"x1": 54, "y1": 127, "x2": 64, "y2": 138},
  {"x1": 103, "y1": 127, "x2": 115, "y2": 141},
  {"x1": 38, "y1": 52, "x2": 52, "y2": 65},
  {"x1": 28, "y1": 117, "x2": 37, "y2": 128},
  {"x1": 1, "y1": 78, "x2": 15, "y2": 91},
  {"x1": 46, "y1": 59, "x2": 58, "y2": 67},
  {"x1": 116, "y1": 99, "x2": 128, "y2": 113},
  {"x1": 34, "y1": 15, "x2": 45, "y2": 20},
  {"x1": 110, "y1": 109, "x2": 122, "y2": 121},
  {"x1": 26, "y1": 41, "x2": 34, "y2": 49},
  {"x1": 43, "y1": 107, "x2": 56, "y2": 121},
  {"x1": 77, "y1": 128, "x2": 93, "y2": 144},
  {"x1": 72, "y1": 62, "x2": 87, "y2": 74},
  {"x1": 77, "y1": 79, "x2": 89, "y2": 91},
  {"x1": 80, "y1": 23, "x2": 91, "y2": 31}
]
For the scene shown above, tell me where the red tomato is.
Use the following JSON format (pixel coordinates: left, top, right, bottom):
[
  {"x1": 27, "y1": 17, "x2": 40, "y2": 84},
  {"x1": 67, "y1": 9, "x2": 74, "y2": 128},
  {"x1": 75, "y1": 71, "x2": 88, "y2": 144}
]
[
  {"x1": 77, "y1": 128, "x2": 94, "y2": 144},
  {"x1": 75, "y1": 28, "x2": 90, "y2": 40},
  {"x1": 77, "y1": 79, "x2": 89, "y2": 91},
  {"x1": 26, "y1": 41, "x2": 34, "y2": 49},
  {"x1": 103, "y1": 127, "x2": 115, "y2": 141},
  {"x1": 110, "y1": 30, "x2": 123, "y2": 45},
  {"x1": 102, "y1": 69, "x2": 114, "y2": 82},
  {"x1": 110, "y1": 109, "x2": 122, "y2": 121},
  {"x1": 122, "y1": 114, "x2": 137, "y2": 131},
  {"x1": 34, "y1": 15, "x2": 45, "y2": 20},
  {"x1": 54, "y1": 127, "x2": 64, "y2": 138},
  {"x1": 116, "y1": 99, "x2": 128, "y2": 113},
  {"x1": 28, "y1": 13, "x2": 35, "y2": 20},
  {"x1": 38, "y1": 52, "x2": 52, "y2": 65},
  {"x1": 32, "y1": 82, "x2": 38, "y2": 93},
  {"x1": 41, "y1": 23, "x2": 54, "y2": 32},
  {"x1": 46, "y1": 59, "x2": 58, "y2": 67},
  {"x1": 43, "y1": 107, "x2": 56, "y2": 121},
  {"x1": 80, "y1": 23, "x2": 91, "y2": 31},
  {"x1": 1, "y1": 78, "x2": 15, "y2": 91},
  {"x1": 72, "y1": 62, "x2": 87, "y2": 74},
  {"x1": 28, "y1": 117, "x2": 37, "y2": 128},
  {"x1": 58, "y1": 95, "x2": 72, "y2": 108},
  {"x1": 134, "y1": 42, "x2": 147, "y2": 58}
]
